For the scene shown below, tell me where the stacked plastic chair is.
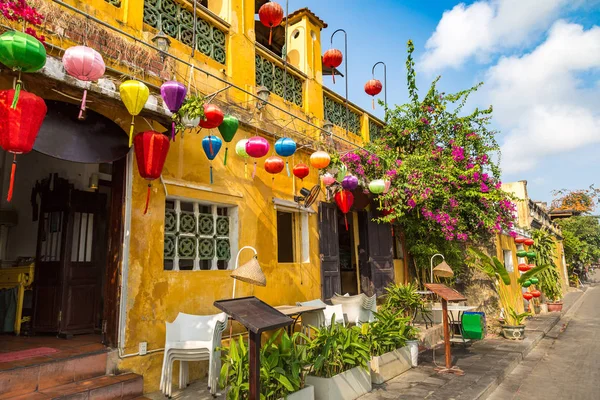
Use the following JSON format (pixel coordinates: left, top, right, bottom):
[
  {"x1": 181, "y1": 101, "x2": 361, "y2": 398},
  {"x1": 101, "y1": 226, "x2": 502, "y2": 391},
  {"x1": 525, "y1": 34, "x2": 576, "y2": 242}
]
[
  {"x1": 160, "y1": 312, "x2": 228, "y2": 398},
  {"x1": 331, "y1": 293, "x2": 377, "y2": 326}
]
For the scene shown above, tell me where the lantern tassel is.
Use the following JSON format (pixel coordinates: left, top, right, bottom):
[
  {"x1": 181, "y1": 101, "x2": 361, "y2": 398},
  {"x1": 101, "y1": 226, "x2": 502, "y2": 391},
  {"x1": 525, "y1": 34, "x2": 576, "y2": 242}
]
[
  {"x1": 269, "y1": 28, "x2": 273, "y2": 46},
  {"x1": 223, "y1": 147, "x2": 229, "y2": 166},
  {"x1": 79, "y1": 89, "x2": 88, "y2": 119},
  {"x1": 11, "y1": 80, "x2": 21, "y2": 109},
  {"x1": 7, "y1": 154, "x2": 16, "y2": 202},
  {"x1": 210, "y1": 165, "x2": 214, "y2": 184},
  {"x1": 129, "y1": 116, "x2": 135, "y2": 147},
  {"x1": 372, "y1": 98, "x2": 375, "y2": 110},
  {"x1": 344, "y1": 214, "x2": 348, "y2": 231},
  {"x1": 209, "y1": 135, "x2": 214, "y2": 156},
  {"x1": 332, "y1": 70, "x2": 336, "y2": 84},
  {"x1": 143, "y1": 183, "x2": 151, "y2": 215},
  {"x1": 252, "y1": 162, "x2": 257, "y2": 179},
  {"x1": 171, "y1": 121, "x2": 176, "y2": 142},
  {"x1": 286, "y1": 161, "x2": 290, "y2": 177}
]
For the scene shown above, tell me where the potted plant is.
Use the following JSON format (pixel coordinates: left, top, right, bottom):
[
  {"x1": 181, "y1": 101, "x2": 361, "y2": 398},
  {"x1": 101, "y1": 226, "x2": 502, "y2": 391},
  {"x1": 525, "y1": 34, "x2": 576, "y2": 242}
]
[
  {"x1": 531, "y1": 229, "x2": 564, "y2": 312},
  {"x1": 360, "y1": 310, "x2": 413, "y2": 384},
  {"x1": 220, "y1": 330, "x2": 314, "y2": 400},
  {"x1": 176, "y1": 95, "x2": 205, "y2": 130},
  {"x1": 305, "y1": 320, "x2": 371, "y2": 400},
  {"x1": 405, "y1": 325, "x2": 420, "y2": 367},
  {"x1": 501, "y1": 307, "x2": 530, "y2": 340}
]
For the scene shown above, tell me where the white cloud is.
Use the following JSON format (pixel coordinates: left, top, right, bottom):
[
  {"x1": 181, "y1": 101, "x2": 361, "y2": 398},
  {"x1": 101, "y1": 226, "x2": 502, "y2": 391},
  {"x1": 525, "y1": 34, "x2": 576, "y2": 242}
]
[
  {"x1": 420, "y1": 0, "x2": 571, "y2": 72},
  {"x1": 486, "y1": 21, "x2": 600, "y2": 174}
]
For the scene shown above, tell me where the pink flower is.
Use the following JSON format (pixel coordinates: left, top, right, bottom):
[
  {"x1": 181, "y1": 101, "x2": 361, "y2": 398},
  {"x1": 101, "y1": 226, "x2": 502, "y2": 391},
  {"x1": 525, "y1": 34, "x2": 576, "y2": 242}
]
[
  {"x1": 407, "y1": 198, "x2": 416, "y2": 208},
  {"x1": 481, "y1": 182, "x2": 489, "y2": 193},
  {"x1": 451, "y1": 146, "x2": 465, "y2": 162}
]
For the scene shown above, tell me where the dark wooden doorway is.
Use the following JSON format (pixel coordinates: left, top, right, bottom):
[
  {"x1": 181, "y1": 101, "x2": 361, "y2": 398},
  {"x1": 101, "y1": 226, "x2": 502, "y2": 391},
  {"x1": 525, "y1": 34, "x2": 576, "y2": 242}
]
[
  {"x1": 32, "y1": 176, "x2": 108, "y2": 336},
  {"x1": 318, "y1": 202, "x2": 341, "y2": 301}
]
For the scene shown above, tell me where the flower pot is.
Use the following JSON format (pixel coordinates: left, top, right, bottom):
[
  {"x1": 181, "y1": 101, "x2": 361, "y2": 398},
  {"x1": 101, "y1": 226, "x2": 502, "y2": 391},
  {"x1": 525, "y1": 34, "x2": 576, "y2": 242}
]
[
  {"x1": 286, "y1": 385, "x2": 315, "y2": 400},
  {"x1": 369, "y1": 346, "x2": 412, "y2": 384},
  {"x1": 533, "y1": 304, "x2": 541, "y2": 314},
  {"x1": 406, "y1": 340, "x2": 419, "y2": 367},
  {"x1": 547, "y1": 302, "x2": 563, "y2": 312},
  {"x1": 502, "y1": 325, "x2": 526, "y2": 340},
  {"x1": 540, "y1": 303, "x2": 548, "y2": 313},
  {"x1": 306, "y1": 366, "x2": 372, "y2": 400},
  {"x1": 181, "y1": 113, "x2": 200, "y2": 128}
]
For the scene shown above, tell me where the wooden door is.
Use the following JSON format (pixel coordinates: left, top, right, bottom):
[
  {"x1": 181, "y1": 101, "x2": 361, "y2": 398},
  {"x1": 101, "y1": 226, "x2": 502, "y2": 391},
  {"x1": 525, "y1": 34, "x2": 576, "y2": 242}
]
[
  {"x1": 319, "y1": 202, "x2": 341, "y2": 301},
  {"x1": 358, "y1": 208, "x2": 395, "y2": 297}
]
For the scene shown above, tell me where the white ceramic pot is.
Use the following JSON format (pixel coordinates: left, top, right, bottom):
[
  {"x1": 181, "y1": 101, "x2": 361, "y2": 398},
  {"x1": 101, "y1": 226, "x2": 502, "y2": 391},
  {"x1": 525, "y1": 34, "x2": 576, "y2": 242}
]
[
  {"x1": 406, "y1": 340, "x2": 419, "y2": 367},
  {"x1": 181, "y1": 114, "x2": 200, "y2": 128},
  {"x1": 370, "y1": 346, "x2": 412, "y2": 384},
  {"x1": 306, "y1": 366, "x2": 372, "y2": 400}
]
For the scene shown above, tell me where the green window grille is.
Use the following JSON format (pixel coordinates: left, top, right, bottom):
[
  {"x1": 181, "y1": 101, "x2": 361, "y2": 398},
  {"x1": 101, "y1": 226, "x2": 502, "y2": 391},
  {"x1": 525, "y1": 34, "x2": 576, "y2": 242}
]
[
  {"x1": 105, "y1": 0, "x2": 121, "y2": 7},
  {"x1": 164, "y1": 200, "x2": 234, "y2": 271},
  {"x1": 369, "y1": 119, "x2": 384, "y2": 141},
  {"x1": 143, "y1": 0, "x2": 226, "y2": 64},
  {"x1": 255, "y1": 54, "x2": 303, "y2": 107},
  {"x1": 323, "y1": 94, "x2": 361, "y2": 134}
]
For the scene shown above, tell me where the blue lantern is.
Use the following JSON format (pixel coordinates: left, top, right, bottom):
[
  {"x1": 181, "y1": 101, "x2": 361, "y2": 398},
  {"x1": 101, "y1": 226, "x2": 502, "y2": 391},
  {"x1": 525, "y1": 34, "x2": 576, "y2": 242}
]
[
  {"x1": 202, "y1": 135, "x2": 223, "y2": 184},
  {"x1": 274, "y1": 137, "x2": 296, "y2": 176}
]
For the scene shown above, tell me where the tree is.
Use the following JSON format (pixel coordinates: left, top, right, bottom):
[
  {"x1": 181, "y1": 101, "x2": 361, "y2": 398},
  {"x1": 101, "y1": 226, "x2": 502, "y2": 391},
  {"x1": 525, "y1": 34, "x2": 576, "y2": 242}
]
[
  {"x1": 551, "y1": 186, "x2": 600, "y2": 214},
  {"x1": 556, "y1": 216, "x2": 600, "y2": 270},
  {"x1": 338, "y1": 41, "x2": 516, "y2": 277}
]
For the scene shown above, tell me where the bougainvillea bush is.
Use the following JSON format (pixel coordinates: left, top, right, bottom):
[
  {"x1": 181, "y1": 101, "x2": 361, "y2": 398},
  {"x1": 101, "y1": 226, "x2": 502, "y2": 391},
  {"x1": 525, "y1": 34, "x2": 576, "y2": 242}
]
[
  {"x1": 341, "y1": 41, "x2": 516, "y2": 276},
  {"x1": 0, "y1": 0, "x2": 45, "y2": 42}
]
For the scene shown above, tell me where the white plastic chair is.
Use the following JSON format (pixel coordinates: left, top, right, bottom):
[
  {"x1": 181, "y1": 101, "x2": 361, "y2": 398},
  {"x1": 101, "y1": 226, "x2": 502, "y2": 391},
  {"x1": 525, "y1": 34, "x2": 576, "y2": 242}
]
[
  {"x1": 331, "y1": 293, "x2": 377, "y2": 326},
  {"x1": 160, "y1": 312, "x2": 227, "y2": 398},
  {"x1": 323, "y1": 304, "x2": 345, "y2": 327},
  {"x1": 296, "y1": 299, "x2": 328, "y2": 335}
]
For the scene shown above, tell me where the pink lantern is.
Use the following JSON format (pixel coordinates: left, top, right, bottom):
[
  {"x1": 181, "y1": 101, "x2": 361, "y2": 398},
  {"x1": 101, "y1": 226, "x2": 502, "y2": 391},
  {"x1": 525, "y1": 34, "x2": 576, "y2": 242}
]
[
  {"x1": 321, "y1": 173, "x2": 336, "y2": 186},
  {"x1": 245, "y1": 136, "x2": 270, "y2": 178},
  {"x1": 62, "y1": 46, "x2": 106, "y2": 119},
  {"x1": 383, "y1": 180, "x2": 391, "y2": 194}
]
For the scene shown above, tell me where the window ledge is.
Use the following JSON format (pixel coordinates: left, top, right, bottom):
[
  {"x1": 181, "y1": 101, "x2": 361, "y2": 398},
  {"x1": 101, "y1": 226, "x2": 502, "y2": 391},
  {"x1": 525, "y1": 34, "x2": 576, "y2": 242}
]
[{"x1": 272, "y1": 197, "x2": 316, "y2": 214}]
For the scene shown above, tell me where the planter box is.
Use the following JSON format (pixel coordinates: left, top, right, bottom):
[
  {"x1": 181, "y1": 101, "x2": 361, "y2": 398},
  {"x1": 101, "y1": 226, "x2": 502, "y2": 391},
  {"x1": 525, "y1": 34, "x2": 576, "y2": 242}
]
[
  {"x1": 306, "y1": 366, "x2": 372, "y2": 400},
  {"x1": 547, "y1": 302, "x2": 563, "y2": 312},
  {"x1": 502, "y1": 324, "x2": 525, "y2": 340},
  {"x1": 286, "y1": 385, "x2": 315, "y2": 400},
  {"x1": 370, "y1": 346, "x2": 412, "y2": 384}
]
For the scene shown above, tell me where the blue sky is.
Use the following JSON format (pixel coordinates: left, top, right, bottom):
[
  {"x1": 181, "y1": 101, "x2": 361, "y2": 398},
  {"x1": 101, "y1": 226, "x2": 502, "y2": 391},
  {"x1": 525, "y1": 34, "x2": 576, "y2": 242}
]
[{"x1": 295, "y1": 0, "x2": 600, "y2": 204}]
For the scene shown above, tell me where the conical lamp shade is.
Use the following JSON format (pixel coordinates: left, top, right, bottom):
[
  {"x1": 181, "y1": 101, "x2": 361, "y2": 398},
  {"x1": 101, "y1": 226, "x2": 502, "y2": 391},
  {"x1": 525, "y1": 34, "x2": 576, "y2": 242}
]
[
  {"x1": 230, "y1": 256, "x2": 266, "y2": 286},
  {"x1": 433, "y1": 261, "x2": 454, "y2": 278}
]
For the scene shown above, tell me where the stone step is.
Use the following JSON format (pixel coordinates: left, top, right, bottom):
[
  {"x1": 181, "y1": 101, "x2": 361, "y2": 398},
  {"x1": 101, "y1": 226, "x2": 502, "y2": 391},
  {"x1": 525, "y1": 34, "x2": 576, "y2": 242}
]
[
  {"x1": 0, "y1": 351, "x2": 107, "y2": 399},
  {"x1": 3, "y1": 373, "x2": 143, "y2": 399}
]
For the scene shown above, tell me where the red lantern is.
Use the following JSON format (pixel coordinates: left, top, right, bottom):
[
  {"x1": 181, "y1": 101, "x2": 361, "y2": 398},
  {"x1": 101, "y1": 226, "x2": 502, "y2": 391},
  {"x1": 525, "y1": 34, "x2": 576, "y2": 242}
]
[
  {"x1": 0, "y1": 89, "x2": 47, "y2": 201},
  {"x1": 514, "y1": 236, "x2": 526, "y2": 244},
  {"x1": 528, "y1": 264, "x2": 536, "y2": 270},
  {"x1": 364, "y1": 79, "x2": 382, "y2": 109},
  {"x1": 293, "y1": 163, "x2": 309, "y2": 180},
  {"x1": 199, "y1": 104, "x2": 224, "y2": 129},
  {"x1": 258, "y1": 1, "x2": 284, "y2": 45},
  {"x1": 335, "y1": 189, "x2": 354, "y2": 231},
  {"x1": 524, "y1": 238, "x2": 534, "y2": 246},
  {"x1": 265, "y1": 156, "x2": 284, "y2": 189},
  {"x1": 531, "y1": 290, "x2": 541, "y2": 298},
  {"x1": 518, "y1": 263, "x2": 530, "y2": 272},
  {"x1": 323, "y1": 49, "x2": 343, "y2": 84},
  {"x1": 134, "y1": 131, "x2": 170, "y2": 215},
  {"x1": 523, "y1": 292, "x2": 533, "y2": 301}
]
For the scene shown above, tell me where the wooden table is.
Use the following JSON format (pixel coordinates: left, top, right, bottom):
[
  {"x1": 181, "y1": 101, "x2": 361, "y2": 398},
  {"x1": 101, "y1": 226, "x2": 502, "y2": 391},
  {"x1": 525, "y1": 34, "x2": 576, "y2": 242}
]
[{"x1": 275, "y1": 305, "x2": 326, "y2": 333}]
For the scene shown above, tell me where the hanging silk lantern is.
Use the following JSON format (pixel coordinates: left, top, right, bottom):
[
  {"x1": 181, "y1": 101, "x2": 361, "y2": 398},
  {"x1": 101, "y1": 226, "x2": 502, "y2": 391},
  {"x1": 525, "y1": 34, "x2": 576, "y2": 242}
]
[
  {"x1": 258, "y1": 1, "x2": 284, "y2": 46},
  {"x1": 0, "y1": 89, "x2": 47, "y2": 201},
  {"x1": 292, "y1": 163, "x2": 309, "y2": 181},
  {"x1": 517, "y1": 263, "x2": 530, "y2": 272},
  {"x1": 526, "y1": 251, "x2": 536, "y2": 259},
  {"x1": 321, "y1": 173, "x2": 336, "y2": 186},
  {"x1": 522, "y1": 280, "x2": 532, "y2": 288},
  {"x1": 383, "y1": 179, "x2": 391, "y2": 194},
  {"x1": 160, "y1": 81, "x2": 187, "y2": 141},
  {"x1": 323, "y1": 49, "x2": 343, "y2": 84},
  {"x1": 524, "y1": 238, "x2": 535, "y2": 246},
  {"x1": 62, "y1": 46, "x2": 105, "y2": 119},
  {"x1": 246, "y1": 136, "x2": 270, "y2": 178},
  {"x1": 274, "y1": 137, "x2": 296, "y2": 176},
  {"x1": 516, "y1": 250, "x2": 527, "y2": 258},
  {"x1": 120, "y1": 80, "x2": 149, "y2": 147},
  {"x1": 336, "y1": 164, "x2": 347, "y2": 182},
  {"x1": 369, "y1": 179, "x2": 386, "y2": 194},
  {"x1": 530, "y1": 277, "x2": 539, "y2": 284},
  {"x1": 342, "y1": 175, "x2": 358, "y2": 191},
  {"x1": 364, "y1": 79, "x2": 382, "y2": 109},
  {"x1": 335, "y1": 190, "x2": 354, "y2": 231},
  {"x1": 310, "y1": 150, "x2": 330, "y2": 170},
  {"x1": 202, "y1": 135, "x2": 223, "y2": 184},
  {"x1": 218, "y1": 115, "x2": 239, "y2": 166},
  {"x1": 0, "y1": 31, "x2": 46, "y2": 108},
  {"x1": 200, "y1": 103, "x2": 224, "y2": 129},
  {"x1": 133, "y1": 131, "x2": 170, "y2": 214},
  {"x1": 514, "y1": 236, "x2": 526, "y2": 244},
  {"x1": 531, "y1": 290, "x2": 541, "y2": 298},
  {"x1": 265, "y1": 156, "x2": 284, "y2": 189},
  {"x1": 523, "y1": 292, "x2": 533, "y2": 301},
  {"x1": 236, "y1": 139, "x2": 250, "y2": 178},
  {"x1": 528, "y1": 264, "x2": 536, "y2": 270}
]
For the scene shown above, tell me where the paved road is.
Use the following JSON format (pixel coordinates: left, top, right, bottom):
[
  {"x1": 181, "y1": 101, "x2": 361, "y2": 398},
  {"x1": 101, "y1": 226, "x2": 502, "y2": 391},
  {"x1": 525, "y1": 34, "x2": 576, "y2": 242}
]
[{"x1": 489, "y1": 276, "x2": 600, "y2": 400}]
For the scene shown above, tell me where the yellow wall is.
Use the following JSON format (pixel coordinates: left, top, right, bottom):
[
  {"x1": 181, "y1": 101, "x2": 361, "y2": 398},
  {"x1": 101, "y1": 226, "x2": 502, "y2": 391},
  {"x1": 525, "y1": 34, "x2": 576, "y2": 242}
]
[{"x1": 495, "y1": 234, "x2": 525, "y2": 314}]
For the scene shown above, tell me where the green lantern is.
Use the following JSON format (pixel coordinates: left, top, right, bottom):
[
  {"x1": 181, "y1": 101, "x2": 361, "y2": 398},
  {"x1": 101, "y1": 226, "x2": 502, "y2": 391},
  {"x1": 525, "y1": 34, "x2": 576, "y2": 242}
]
[
  {"x1": 530, "y1": 277, "x2": 539, "y2": 284},
  {"x1": 0, "y1": 31, "x2": 46, "y2": 108},
  {"x1": 516, "y1": 250, "x2": 527, "y2": 258},
  {"x1": 336, "y1": 164, "x2": 347, "y2": 182},
  {"x1": 522, "y1": 280, "x2": 532, "y2": 288},
  {"x1": 218, "y1": 115, "x2": 239, "y2": 166},
  {"x1": 527, "y1": 251, "x2": 536, "y2": 259}
]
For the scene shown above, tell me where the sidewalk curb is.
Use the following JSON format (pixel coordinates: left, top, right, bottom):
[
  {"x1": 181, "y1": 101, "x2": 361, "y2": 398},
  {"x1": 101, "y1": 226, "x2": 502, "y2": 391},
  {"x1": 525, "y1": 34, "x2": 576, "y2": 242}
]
[{"x1": 546, "y1": 286, "x2": 593, "y2": 340}]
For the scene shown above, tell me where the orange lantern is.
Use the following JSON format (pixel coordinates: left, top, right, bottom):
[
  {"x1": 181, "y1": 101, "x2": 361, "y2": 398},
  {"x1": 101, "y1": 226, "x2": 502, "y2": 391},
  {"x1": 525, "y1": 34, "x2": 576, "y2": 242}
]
[
  {"x1": 310, "y1": 150, "x2": 330, "y2": 169},
  {"x1": 323, "y1": 49, "x2": 343, "y2": 84}
]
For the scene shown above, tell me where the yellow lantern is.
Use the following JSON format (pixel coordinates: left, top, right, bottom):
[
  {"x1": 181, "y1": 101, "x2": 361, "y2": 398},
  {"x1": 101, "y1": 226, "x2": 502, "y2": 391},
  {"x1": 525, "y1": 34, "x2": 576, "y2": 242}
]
[
  {"x1": 120, "y1": 80, "x2": 149, "y2": 147},
  {"x1": 310, "y1": 150, "x2": 331, "y2": 169}
]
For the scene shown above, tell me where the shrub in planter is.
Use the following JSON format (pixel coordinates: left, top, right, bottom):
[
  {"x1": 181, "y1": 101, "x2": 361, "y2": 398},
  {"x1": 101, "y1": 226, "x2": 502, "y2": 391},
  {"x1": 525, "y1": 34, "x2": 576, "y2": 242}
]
[
  {"x1": 305, "y1": 320, "x2": 371, "y2": 400},
  {"x1": 219, "y1": 330, "x2": 312, "y2": 400},
  {"x1": 501, "y1": 308, "x2": 530, "y2": 340}
]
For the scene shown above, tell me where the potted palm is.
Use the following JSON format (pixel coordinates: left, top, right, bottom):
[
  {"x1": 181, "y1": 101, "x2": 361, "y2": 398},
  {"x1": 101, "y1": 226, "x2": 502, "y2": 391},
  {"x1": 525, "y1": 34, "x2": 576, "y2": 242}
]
[
  {"x1": 531, "y1": 229, "x2": 564, "y2": 312},
  {"x1": 501, "y1": 307, "x2": 530, "y2": 340},
  {"x1": 220, "y1": 330, "x2": 314, "y2": 399},
  {"x1": 305, "y1": 321, "x2": 371, "y2": 400}
]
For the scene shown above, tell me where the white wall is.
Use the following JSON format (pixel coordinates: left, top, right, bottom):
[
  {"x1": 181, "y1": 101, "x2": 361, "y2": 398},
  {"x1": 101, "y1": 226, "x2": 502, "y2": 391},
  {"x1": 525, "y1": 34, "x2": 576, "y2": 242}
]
[{"x1": 0, "y1": 151, "x2": 99, "y2": 261}]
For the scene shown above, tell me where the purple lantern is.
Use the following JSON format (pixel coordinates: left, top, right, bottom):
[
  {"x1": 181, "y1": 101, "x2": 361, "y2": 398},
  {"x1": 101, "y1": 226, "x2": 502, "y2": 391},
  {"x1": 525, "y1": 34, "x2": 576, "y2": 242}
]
[
  {"x1": 342, "y1": 175, "x2": 359, "y2": 191},
  {"x1": 160, "y1": 81, "x2": 187, "y2": 141}
]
